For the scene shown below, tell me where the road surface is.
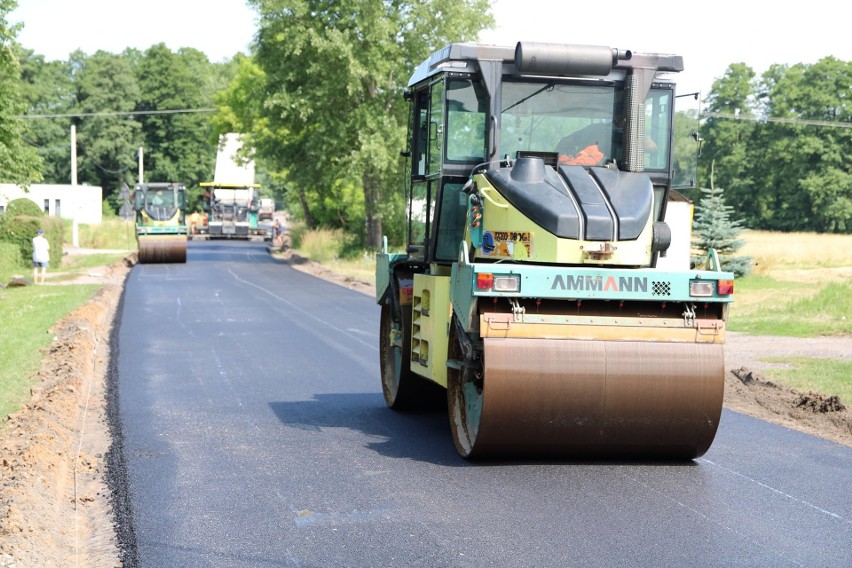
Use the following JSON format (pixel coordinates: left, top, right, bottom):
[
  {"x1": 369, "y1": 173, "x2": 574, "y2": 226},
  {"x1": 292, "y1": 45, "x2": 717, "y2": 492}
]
[{"x1": 115, "y1": 240, "x2": 852, "y2": 567}]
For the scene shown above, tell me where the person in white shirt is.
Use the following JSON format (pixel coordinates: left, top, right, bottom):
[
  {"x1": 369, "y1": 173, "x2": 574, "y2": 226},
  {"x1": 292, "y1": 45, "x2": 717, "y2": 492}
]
[{"x1": 32, "y1": 229, "x2": 50, "y2": 285}]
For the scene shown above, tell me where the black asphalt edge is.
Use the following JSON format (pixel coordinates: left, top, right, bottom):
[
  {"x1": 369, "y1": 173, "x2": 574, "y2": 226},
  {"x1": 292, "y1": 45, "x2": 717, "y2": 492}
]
[{"x1": 105, "y1": 277, "x2": 139, "y2": 567}]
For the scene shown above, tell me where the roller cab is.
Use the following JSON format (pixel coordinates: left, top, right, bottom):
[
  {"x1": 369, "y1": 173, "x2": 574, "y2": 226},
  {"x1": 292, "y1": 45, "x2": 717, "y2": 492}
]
[
  {"x1": 134, "y1": 182, "x2": 188, "y2": 264},
  {"x1": 377, "y1": 42, "x2": 734, "y2": 459}
]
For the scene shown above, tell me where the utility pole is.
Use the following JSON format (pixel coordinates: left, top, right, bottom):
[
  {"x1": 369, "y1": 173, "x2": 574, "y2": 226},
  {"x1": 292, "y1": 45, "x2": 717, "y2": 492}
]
[
  {"x1": 138, "y1": 146, "x2": 144, "y2": 184},
  {"x1": 71, "y1": 125, "x2": 79, "y2": 248}
]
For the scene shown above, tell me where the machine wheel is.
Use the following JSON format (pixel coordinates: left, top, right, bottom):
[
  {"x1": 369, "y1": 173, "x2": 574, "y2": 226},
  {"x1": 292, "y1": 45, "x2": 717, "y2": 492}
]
[
  {"x1": 446, "y1": 317, "x2": 483, "y2": 458},
  {"x1": 379, "y1": 303, "x2": 420, "y2": 409}
]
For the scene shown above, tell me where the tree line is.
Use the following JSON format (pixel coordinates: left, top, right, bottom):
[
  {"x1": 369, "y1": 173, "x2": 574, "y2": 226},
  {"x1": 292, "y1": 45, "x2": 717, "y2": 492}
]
[
  {"x1": 14, "y1": 41, "x2": 239, "y2": 212},
  {"x1": 2, "y1": 0, "x2": 849, "y2": 253},
  {"x1": 692, "y1": 58, "x2": 852, "y2": 234}
]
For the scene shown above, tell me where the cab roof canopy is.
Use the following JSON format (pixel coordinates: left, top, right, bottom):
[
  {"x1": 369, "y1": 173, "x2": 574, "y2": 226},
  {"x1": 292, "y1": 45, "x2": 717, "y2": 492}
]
[{"x1": 407, "y1": 42, "x2": 683, "y2": 87}]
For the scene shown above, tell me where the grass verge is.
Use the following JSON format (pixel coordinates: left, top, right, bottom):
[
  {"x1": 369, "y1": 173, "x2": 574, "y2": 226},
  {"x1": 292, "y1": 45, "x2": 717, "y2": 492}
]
[
  {"x1": 59, "y1": 252, "x2": 129, "y2": 273},
  {"x1": 759, "y1": 357, "x2": 852, "y2": 403},
  {"x1": 0, "y1": 284, "x2": 100, "y2": 428},
  {"x1": 729, "y1": 279, "x2": 852, "y2": 336},
  {"x1": 63, "y1": 217, "x2": 138, "y2": 251}
]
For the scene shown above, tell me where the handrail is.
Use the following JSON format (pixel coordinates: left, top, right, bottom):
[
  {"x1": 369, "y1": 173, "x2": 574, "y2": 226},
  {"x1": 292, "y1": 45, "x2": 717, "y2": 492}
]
[
  {"x1": 479, "y1": 186, "x2": 508, "y2": 208},
  {"x1": 705, "y1": 248, "x2": 721, "y2": 272},
  {"x1": 459, "y1": 240, "x2": 470, "y2": 265}
]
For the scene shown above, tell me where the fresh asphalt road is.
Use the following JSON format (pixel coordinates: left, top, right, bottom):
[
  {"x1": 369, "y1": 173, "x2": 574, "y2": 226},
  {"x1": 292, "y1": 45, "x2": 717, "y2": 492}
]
[{"x1": 116, "y1": 240, "x2": 852, "y2": 568}]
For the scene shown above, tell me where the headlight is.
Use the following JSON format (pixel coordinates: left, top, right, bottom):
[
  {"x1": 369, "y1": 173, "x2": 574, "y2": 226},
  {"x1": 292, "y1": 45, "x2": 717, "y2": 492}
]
[
  {"x1": 689, "y1": 281, "x2": 715, "y2": 297},
  {"x1": 493, "y1": 275, "x2": 520, "y2": 293}
]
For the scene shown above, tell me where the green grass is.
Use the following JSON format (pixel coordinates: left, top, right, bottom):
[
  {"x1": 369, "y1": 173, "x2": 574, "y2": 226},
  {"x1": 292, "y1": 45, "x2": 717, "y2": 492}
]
[
  {"x1": 60, "y1": 252, "x2": 129, "y2": 272},
  {"x1": 759, "y1": 357, "x2": 852, "y2": 403},
  {"x1": 290, "y1": 225, "x2": 376, "y2": 285},
  {"x1": 63, "y1": 218, "x2": 138, "y2": 251},
  {"x1": 1, "y1": 217, "x2": 131, "y2": 430},
  {"x1": 322, "y1": 253, "x2": 376, "y2": 286},
  {"x1": 0, "y1": 242, "x2": 24, "y2": 282},
  {"x1": 729, "y1": 279, "x2": 852, "y2": 336},
  {"x1": 293, "y1": 226, "x2": 345, "y2": 263},
  {"x1": 0, "y1": 284, "x2": 100, "y2": 428}
]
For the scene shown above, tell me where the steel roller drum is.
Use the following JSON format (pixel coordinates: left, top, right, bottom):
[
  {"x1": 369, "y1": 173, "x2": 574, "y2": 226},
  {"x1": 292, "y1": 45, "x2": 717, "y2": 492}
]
[
  {"x1": 137, "y1": 236, "x2": 187, "y2": 264},
  {"x1": 449, "y1": 338, "x2": 724, "y2": 459}
]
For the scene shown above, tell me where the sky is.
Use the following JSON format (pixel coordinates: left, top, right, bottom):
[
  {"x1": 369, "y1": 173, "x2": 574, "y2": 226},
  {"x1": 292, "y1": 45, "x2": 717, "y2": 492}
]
[{"x1": 10, "y1": 0, "x2": 851, "y2": 103}]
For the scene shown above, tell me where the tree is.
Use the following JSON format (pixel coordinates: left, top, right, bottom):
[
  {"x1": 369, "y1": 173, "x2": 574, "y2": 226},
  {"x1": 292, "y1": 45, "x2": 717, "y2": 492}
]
[
  {"x1": 760, "y1": 57, "x2": 852, "y2": 232},
  {"x1": 691, "y1": 164, "x2": 752, "y2": 277},
  {"x1": 18, "y1": 49, "x2": 75, "y2": 184},
  {"x1": 72, "y1": 49, "x2": 143, "y2": 204},
  {"x1": 700, "y1": 57, "x2": 852, "y2": 234},
  {"x1": 0, "y1": 0, "x2": 43, "y2": 185},
  {"x1": 698, "y1": 63, "x2": 758, "y2": 222},
  {"x1": 136, "y1": 45, "x2": 217, "y2": 190},
  {"x1": 211, "y1": 55, "x2": 287, "y2": 214},
  {"x1": 243, "y1": 0, "x2": 494, "y2": 248}
]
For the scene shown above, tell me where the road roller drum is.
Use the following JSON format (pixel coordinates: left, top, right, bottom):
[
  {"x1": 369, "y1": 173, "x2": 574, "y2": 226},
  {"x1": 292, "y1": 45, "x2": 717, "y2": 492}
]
[
  {"x1": 137, "y1": 235, "x2": 187, "y2": 264},
  {"x1": 448, "y1": 337, "x2": 724, "y2": 459}
]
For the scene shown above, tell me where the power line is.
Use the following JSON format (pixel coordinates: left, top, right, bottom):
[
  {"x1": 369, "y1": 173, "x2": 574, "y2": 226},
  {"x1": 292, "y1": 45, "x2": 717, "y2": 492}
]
[
  {"x1": 18, "y1": 107, "x2": 217, "y2": 119},
  {"x1": 23, "y1": 106, "x2": 851, "y2": 129},
  {"x1": 701, "y1": 111, "x2": 852, "y2": 129}
]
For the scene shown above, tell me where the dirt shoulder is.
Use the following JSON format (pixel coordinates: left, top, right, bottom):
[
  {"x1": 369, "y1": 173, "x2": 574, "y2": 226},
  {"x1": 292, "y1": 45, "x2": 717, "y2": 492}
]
[
  {"x1": 723, "y1": 333, "x2": 851, "y2": 445},
  {"x1": 0, "y1": 247, "x2": 849, "y2": 566},
  {"x1": 0, "y1": 256, "x2": 132, "y2": 567}
]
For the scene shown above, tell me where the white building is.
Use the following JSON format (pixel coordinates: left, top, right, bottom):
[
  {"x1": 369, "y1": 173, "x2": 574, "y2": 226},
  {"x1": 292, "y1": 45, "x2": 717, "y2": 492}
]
[
  {"x1": 656, "y1": 190, "x2": 694, "y2": 270},
  {"x1": 0, "y1": 183, "x2": 103, "y2": 224}
]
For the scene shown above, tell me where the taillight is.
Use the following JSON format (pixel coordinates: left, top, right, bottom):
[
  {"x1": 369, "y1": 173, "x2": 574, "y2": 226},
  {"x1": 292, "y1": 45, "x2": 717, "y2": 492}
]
[
  {"x1": 476, "y1": 273, "x2": 494, "y2": 290},
  {"x1": 717, "y1": 279, "x2": 734, "y2": 295}
]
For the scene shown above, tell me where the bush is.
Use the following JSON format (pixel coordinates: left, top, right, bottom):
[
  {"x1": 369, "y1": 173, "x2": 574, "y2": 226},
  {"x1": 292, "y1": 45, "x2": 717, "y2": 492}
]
[
  {"x1": 0, "y1": 242, "x2": 24, "y2": 276},
  {"x1": 297, "y1": 227, "x2": 345, "y2": 263},
  {"x1": 288, "y1": 221, "x2": 308, "y2": 249},
  {"x1": 4, "y1": 198, "x2": 44, "y2": 217},
  {"x1": 0, "y1": 199, "x2": 64, "y2": 269},
  {"x1": 102, "y1": 199, "x2": 118, "y2": 219}
]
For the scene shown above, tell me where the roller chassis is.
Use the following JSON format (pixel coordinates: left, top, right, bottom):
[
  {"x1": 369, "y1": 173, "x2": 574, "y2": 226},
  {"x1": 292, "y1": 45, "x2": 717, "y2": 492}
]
[{"x1": 377, "y1": 41, "x2": 734, "y2": 459}]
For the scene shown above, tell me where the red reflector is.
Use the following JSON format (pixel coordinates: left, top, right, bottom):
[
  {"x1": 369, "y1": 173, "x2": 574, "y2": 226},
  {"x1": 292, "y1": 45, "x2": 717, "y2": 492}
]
[
  {"x1": 718, "y1": 279, "x2": 734, "y2": 295},
  {"x1": 476, "y1": 273, "x2": 494, "y2": 290}
]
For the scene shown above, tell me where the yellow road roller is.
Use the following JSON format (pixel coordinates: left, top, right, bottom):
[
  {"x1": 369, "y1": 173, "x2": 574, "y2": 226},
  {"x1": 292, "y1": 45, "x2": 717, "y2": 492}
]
[
  {"x1": 133, "y1": 182, "x2": 188, "y2": 263},
  {"x1": 375, "y1": 42, "x2": 734, "y2": 459}
]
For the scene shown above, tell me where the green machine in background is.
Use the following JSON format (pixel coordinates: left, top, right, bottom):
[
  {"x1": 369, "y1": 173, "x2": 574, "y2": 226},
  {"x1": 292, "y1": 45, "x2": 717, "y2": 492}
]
[{"x1": 133, "y1": 182, "x2": 187, "y2": 263}]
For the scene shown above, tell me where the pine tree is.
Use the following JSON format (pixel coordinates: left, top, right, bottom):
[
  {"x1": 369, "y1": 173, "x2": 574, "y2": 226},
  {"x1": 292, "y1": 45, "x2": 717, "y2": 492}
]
[{"x1": 691, "y1": 163, "x2": 753, "y2": 277}]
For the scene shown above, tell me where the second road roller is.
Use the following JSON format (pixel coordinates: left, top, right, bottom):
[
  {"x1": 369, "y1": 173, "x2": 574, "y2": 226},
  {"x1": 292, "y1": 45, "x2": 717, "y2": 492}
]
[
  {"x1": 375, "y1": 42, "x2": 735, "y2": 459},
  {"x1": 133, "y1": 182, "x2": 188, "y2": 263}
]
